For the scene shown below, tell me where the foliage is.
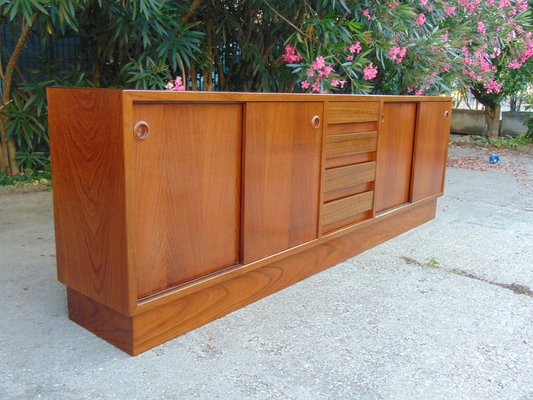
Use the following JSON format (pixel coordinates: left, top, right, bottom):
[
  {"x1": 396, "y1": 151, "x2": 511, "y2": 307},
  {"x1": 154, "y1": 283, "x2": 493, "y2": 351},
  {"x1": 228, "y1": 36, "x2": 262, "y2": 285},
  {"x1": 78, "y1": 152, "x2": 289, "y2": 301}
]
[
  {"x1": 470, "y1": 134, "x2": 533, "y2": 149},
  {"x1": 526, "y1": 114, "x2": 533, "y2": 137},
  {"x1": 1, "y1": 0, "x2": 532, "y2": 174},
  {"x1": 0, "y1": 168, "x2": 51, "y2": 187},
  {"x1": 282, "y1": 1, "x2": 532, "y2": 96}
]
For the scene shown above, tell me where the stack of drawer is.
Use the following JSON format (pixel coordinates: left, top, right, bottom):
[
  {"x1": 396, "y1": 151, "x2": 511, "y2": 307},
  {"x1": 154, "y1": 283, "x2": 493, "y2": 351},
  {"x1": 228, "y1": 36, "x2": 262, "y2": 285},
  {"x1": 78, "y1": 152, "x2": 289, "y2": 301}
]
[{"x1": 322, "y1": 102, "x2": 379, "y2": 233}]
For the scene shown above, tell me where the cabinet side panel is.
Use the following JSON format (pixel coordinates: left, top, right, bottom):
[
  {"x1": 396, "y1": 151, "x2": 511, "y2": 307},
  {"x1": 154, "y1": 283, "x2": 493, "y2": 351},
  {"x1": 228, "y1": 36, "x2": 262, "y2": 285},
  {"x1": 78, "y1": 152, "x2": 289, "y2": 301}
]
[
  {"x1": 48, "y1": 88, "x2": 129, "y2": 313},
  {"x1": 411, "y1": 102, "x2": 452, "y2": 201},
  {"x1": 374, "y1": 102, "x2": 417, "y2": 213}
]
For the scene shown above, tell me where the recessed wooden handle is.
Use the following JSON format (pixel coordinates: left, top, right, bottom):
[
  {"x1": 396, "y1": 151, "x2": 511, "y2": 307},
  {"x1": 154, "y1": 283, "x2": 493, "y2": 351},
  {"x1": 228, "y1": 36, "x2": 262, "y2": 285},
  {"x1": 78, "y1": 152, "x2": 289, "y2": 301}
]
[
  {"x1": 312, "y1": 115, "x2": 320, "y2": 129},
  {"x1": 134, "y1": 121, "x2": 149, "y2": 141},
  {"x1": 381, "y1": 114, "x2": 385, "y2": 123},
  {"x1": 444, "y1": 110, "x2": 449, "y2": 119}
]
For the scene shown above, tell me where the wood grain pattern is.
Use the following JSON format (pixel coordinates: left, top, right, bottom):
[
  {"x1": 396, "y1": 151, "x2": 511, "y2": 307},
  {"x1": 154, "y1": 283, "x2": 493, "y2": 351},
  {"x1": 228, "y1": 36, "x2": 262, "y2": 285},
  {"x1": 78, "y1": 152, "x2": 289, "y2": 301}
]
[
  {"x1": 49, "y1": 89, "x2": 451, "y2": 356},
  {"x1": 322, "y1": 191, "x2": 374, "y2": 227},
  {"x1": 67, "y1": 288, "x2": 134, "y2": 354},
  {"x1": 324, "y1": 162, "x2": 376, "y2": 202},
  {"x1": 324, "y1": 152, "x2": 376, "y2": 169},
  {"x1": 325, "y1": 132, "x2": 377, "y2": 159},
  {"x1": 327, "y1": 102, "x2": 379, "y2": 124},
  {"x1": 126, "y1": 198, "x2": 435, "y2": 355},
  {"x1": 322, "y1": 211, "x2": 372, "y2": 234},
  {"x1": 48, "y1": 88, "x2": 131, "y2": 314},
  {"x1": 243, "y1": 102, "x2": 322, "y2": 263},
  {"x1": 411, "y1": 102, "x2": 451, "y2": 201},
  {"x1": 374, "y1": 102, "x2": 417, "y2": 213},
  {"x1": 124, "y1": 90, "x2": 449, "y2": 104},
  {"x1": 327, "y1": 121, "x2": 378, "y2": 135},
  {"x1": 130, "y1": 103, "x2": 242, "y2": 299}
]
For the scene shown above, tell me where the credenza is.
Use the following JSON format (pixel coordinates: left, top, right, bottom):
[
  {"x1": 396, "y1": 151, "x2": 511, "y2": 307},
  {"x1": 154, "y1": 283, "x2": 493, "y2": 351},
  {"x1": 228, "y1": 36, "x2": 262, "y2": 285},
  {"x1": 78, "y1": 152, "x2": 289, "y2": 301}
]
[{"x1": 47, "y1": 89, "x2": 451, "y2": 355}]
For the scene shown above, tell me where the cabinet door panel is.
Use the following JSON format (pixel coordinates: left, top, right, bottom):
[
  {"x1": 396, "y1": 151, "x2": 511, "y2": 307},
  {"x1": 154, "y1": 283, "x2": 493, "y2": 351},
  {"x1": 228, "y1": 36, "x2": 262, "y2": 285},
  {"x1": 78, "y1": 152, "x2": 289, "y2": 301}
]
[
  {"x1": 244, "y1": 102, "x2": 322, "y2": 263},
  {"x1": 375, "y1": 103, "x2": 417, "y2": 213},
  {"x1": 131, "y1": 103, "x2": 242, "y2": 299},
  {"x1": 411, "y1": 102, "x2": 451, "y2": 201}
]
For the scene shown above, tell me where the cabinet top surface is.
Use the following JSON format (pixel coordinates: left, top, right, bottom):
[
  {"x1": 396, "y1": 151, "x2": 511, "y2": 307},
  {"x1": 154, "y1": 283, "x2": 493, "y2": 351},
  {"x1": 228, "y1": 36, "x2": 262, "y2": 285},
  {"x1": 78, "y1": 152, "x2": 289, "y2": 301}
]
[{"x1": 48, "y1": 87, "x2": 451, "y2": 103}]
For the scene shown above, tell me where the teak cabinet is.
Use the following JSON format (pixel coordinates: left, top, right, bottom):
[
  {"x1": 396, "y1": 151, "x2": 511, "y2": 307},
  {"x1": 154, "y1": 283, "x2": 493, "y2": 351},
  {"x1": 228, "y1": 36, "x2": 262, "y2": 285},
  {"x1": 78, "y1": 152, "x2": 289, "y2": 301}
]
[{"x1": 48, "y1": 89, "x2": 451, "y2": 355}]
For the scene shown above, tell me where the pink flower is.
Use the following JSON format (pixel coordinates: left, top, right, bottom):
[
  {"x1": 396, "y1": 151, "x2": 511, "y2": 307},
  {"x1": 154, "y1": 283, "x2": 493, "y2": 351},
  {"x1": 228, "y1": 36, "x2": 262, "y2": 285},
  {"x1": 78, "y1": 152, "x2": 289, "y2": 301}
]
[
  {"x1": 331, "y1": 79, "x2": 339, "y2": 87},
  {"x1": 363, "y1": 8, "x2": 371, "y2": 20},
  {"x1": 516, "y1": 0, "x2": 528, "y2": 13},
  {"x1": 322, "y1": 65, "x2": 334, "y2": 77},
  {"x1": 301, "y1": 80, "x2": 310, "y2": 90},
  {"x1": 415, "y1": 13, "x2": 426, "y2": 25},
  {"x1": 306, "y1": 69, "x2": 314, "y2": 77},
  {"x1": 477, "y1": 22, "x2": 486, "y2": 34},
  {"x1": 507, "y1": 59, "x2": 522, "y2": 69},
  {"x1": 440, "y1": 64, "x2": 451, "y2": 72},
  {"x1": 388, "y1": 46, "x2": 407, "y2": 64},
  {"x1": 444, "y1": 5, "x2": 456, "y2": 16},
  {"x1": 346, "y1": 55, "x2": 354, "y2": 61},
  {"x1": 484, "y1": 78, "x2": 503, "y2": 93},
  {"x1": 389, "y1": 1, "x2": 400, "y2": 10},
  {"x1": 363, "y1": 63, "x2": 378, "y2": 80},
  {"x1": 166, "y1": 76, "x2": 186, "y2": 91},
  {"x1": 311, "y1": 56, "x2": 326, "y2": 70},
  {"x1": 174, "y1": 76, "x2": 186, "y2": 91},
  {"x1": 339, "y1": 80, "x2": 347, "y2": 88},
  {"x1": 499, "y1": 0, "x2": 510, "y2": 11},
  {"x1": 420, "y1": 0, "x2": 428, "y2": 6},
  {"x1": 311, "y1": 82, "x2": 320, "y2": 92},
  {"x1": 349, "y1": 42, "x2": 362, "y2": 54},
  {"x1": 283, "y1": 44, "x2": 302, "y2": 63}
]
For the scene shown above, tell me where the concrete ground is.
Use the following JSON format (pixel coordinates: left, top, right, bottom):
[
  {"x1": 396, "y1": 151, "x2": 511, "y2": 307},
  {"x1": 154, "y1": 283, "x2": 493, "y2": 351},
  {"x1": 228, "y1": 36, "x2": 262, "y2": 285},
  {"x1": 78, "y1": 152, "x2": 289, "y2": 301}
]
[{"x1": 1, "y1": 144, "x2": 532, "y2": 400}]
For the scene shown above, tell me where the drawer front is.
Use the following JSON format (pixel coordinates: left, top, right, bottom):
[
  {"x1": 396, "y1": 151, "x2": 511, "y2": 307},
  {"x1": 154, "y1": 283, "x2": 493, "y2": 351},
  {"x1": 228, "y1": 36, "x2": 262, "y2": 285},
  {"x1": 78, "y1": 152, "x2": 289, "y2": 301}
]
[
  {"x1": 324, "y1": 162, "x2": 376, "y2": 202},
  {"x1": 322, "y1": 191, "x2": 374, "y2": 227},
  {"x1": 325, "y1": 132, "x2": 377, "y2": 159},
  {"x1": 328, "y1": 102, "x2": 379, "y2": 124}
]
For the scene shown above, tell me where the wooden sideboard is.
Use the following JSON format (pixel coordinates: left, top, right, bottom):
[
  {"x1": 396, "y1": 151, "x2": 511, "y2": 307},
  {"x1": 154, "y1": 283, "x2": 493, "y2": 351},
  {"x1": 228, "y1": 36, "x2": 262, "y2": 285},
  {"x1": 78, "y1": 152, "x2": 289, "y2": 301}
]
[{"x1": 47, "y1": 89, "x2": 451, "y2": 355}]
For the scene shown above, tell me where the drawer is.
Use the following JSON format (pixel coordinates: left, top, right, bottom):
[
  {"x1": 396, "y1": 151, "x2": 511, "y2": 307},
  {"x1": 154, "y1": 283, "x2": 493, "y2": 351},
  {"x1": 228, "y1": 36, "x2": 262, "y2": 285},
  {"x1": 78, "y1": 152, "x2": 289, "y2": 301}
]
[
  {"x1": 325, "y1": 132, "x2": 377, "y2": 159},
  {"x1": 328, "y1": 102, "x2": 379, "y2": 124},
  {"x1": 322, "y1": 191, "x2": 374, "y2": 228},
  {"x1": 324, "y1": 162, "x2": 376, "y2": 202}
]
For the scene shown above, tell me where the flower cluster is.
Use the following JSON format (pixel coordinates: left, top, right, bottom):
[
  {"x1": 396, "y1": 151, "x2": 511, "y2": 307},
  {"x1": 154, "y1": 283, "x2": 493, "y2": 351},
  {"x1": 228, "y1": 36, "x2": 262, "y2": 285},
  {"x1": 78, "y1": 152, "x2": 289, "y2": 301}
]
[
  {"x1": 166, "y1": 76, "x2": 186, "y2": 91},
  {"x1": 283, "y1": 45, "x2": 302, "y2": 63},
  {"x1": 363, "y1": 64, "x2": 378, "y2": 80},
  {"x1": 300, "y1": 55, "x2": 346, "y2": 93},
  {"x1": 415, "y1": 13, "x2": 426, "y2": 25},
  {"x1": 484, "y1": 78, "x2": 503, "y2": 93},
  {"x1": 388, "y1": 46, "x2": 407, "y2": 64}
]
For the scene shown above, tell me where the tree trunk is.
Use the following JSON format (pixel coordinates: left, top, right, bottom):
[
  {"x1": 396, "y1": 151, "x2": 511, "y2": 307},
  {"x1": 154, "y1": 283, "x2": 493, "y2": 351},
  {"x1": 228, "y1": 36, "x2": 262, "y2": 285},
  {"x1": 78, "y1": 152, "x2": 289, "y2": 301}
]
[
  {"x1": 484, "y1": 105, "x2": 501, "y2": 139},
  {"x1": 0, "y1": 15, "x2": 37, "y2": 175},
  {"x1": 0, "y1": 124, "x2": 8, "y2": 172}
]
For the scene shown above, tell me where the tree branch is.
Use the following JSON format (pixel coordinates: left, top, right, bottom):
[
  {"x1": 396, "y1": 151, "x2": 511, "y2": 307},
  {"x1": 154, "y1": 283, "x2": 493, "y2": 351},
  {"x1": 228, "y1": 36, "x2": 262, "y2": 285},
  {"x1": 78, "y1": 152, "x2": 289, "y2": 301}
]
[
  {"x1": 182, "y1": 0, "x2": 203, "y2": 25},
  {"x1": 262, "y1": 0, "x2": 307, "y2": 37}
]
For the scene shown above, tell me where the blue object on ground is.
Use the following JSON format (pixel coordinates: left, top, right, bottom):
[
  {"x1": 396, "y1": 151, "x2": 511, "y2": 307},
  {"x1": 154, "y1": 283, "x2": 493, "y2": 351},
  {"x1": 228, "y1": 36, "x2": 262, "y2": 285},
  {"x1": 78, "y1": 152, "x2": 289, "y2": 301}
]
[{"x1": 489, "y1": 153, "x2": 500, "y2": 164}]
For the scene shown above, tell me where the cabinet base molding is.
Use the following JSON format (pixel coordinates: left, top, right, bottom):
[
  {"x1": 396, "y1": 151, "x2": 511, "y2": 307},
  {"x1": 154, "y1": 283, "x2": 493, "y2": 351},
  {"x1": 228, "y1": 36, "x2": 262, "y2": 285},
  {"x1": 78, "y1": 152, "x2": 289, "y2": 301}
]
[{"x1": 68, "y1": 198, "x2": 437, "y2": 355}]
